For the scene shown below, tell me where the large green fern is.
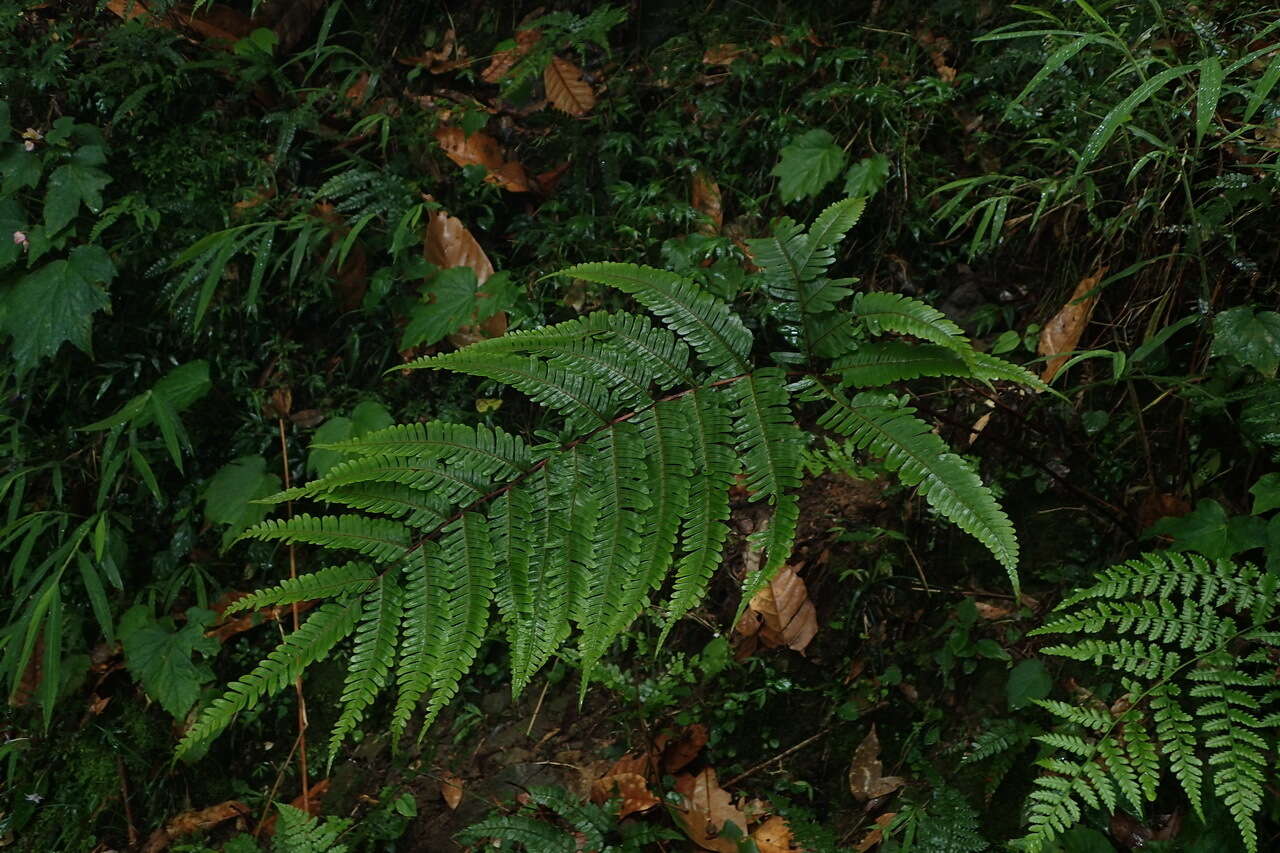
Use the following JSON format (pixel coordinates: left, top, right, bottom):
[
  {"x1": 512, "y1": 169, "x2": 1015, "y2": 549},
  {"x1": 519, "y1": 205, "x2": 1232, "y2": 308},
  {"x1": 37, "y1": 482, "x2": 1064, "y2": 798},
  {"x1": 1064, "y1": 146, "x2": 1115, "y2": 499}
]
[
  {"x1": 178, "y1": 199, "x2": 1032, "y2": 759},
  {"x1": 1019, "y1": 551, "x2": 1280, "y2": 853}
]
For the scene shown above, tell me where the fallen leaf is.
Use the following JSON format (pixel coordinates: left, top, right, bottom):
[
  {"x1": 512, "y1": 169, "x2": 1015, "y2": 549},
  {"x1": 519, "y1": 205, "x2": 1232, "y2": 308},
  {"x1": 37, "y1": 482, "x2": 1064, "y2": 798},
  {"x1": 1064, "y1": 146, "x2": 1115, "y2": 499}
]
[
  {"x1": 591, "y1": 772, "x2": 659, "y2": 818},
  {"x1": 916, "y1": 29, "x2": 957, "y2": 83},
  {"x1": 535, "y1": 161, "x2": 572, "y2": 195},
  {"x1": 752, "y1": 815, "x2": 799, "y2": 853},
  {"x1": 661, "y1": 723, "x2": 709, "y2": 773},
  {"x1": 703, "y1": 43, "x2": 746, "y2": 65},
  {"x1": 735, "y1": 565, "x2": 818, "y2": 655},
  {"x1": 482, "y1": 29, "x2": 541, "y2": 83},
  {"x1": 974, "y1": 601, "x2": 1014, "y2": 620},
  {"x1": 855, "y1": 812, "x2": 898, "y2": 852},
  {"x1": 847, "y1": 725, "x2": 905, "y2": 802},
  {"x1": 434, "y1": 127, "x2": 532, "y2": 193},
  {"x1": 675, "y1": 768, "x2": 749, "y2": 853},
  {"x1": 314, "y1": 202, "x2": 370, "y2": 311},
  {"x1": 141, "y1": 800, "x2": 249, "y2": 852},
  {"x1": 1038, "y1": 266, "x2": 1107, "y2": 382},
  {"x1": 544, "y1": 56, "x2": 596, "y2": 116},
  {"x1": 691, "y1": 171, "x2": 723, "y2": 234},
  {"x1": 1109, "y1": 812, "x2": 1153, "y2": 848},
  {"x1": 441, "y1": 773, "x2": 464, "y2": 810},
  {"x1": 424, "y1": 209, "x2": 494, "y2": 285},
  {"x1": 399, "y1": 28, "x2": 469, "y2": 73}
]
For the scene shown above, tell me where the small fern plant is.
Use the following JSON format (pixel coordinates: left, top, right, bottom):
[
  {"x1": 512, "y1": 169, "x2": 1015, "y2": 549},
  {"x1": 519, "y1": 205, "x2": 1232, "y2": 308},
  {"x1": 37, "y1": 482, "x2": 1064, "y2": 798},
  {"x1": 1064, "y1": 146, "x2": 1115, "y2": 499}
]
[
  {"x1": 176, "y1": 198, "x2": 1037, "y2": 760},
  {"x1": 1019, "y1": 551, "x2": 1280, "y2": 853}
]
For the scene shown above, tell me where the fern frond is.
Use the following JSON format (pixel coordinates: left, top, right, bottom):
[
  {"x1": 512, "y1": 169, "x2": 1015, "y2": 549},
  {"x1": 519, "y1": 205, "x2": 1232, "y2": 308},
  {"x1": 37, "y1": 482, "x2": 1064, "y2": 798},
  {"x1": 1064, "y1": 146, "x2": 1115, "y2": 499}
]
[
  {"x1": 177, "y1": 600, "x2": 360, "y2": 759},
  {"x1": 491, "y1": 487, "x2": 536, "y2": 689},
  {"x1": 330, "y1": 572, "x2": 403, "y2": 754},
  {"x1": 833, "y1": 342, "x2": 970, "y2": 387},
  {"x1": 239, "y1": 514, "x2": 411, "y2": 563},
  {"x1": 814, "y1": 382, "x2": 1019, "y2": 585},
  {"x1": 729, "y1": 369, "x2": 805, "y2": 590},
  {"x1": 392, "y1": 544, "x2": 439, "y2": 738},
  {"x1": 575, "y1": 423, "x2": 652, "y2": 683},
  {"x1": 559, "y1": 262, "x2": 752, "y2": 376},
  {"x1": 317, "y1": 421, "x2": 532, "y2": 474},
  {"x1": 600, "y1": 311, "x2": 693, "y2": 388},
  {"x1": 968, "y1": 351, "x2": 1049, "y2": 390},
  {"x1": 314, "y1": 482, "x2": 450, "y2": 529},
  {"x1": 660, "y1": 388, "x2": 736, "y2": 643},
  {"x1": 415, "y1": 352, "x2": 620, "y2": 431},
  {"x1": 636, "y1": 400, "x2": 694, "y2": 590},
  {"x1": 269, "y1": 455, "x2": 490, "y2": 507},
  {"x1": 224, "y1": 561, "x2": 379, "y2": 615},
  {"x1": 422, "y1": 513, "x2": 496, "y2": 727},
  {"x1": 456, "y1": 816, "x2": 576, "y2": 853},
  {"x1": 852, "y1": 292, "x2": 973, "y2": 361},
  {"x1": 1024, "y1": 551, "x2": 1280, "y2": 853}
]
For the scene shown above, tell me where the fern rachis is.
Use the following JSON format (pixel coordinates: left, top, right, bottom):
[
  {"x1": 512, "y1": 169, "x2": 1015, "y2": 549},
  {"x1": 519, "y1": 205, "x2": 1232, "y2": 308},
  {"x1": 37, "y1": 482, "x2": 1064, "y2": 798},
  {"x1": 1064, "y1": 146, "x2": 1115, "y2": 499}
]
[{"x1": 181, "y1": 199, "x2": 1031, "y2": 760}]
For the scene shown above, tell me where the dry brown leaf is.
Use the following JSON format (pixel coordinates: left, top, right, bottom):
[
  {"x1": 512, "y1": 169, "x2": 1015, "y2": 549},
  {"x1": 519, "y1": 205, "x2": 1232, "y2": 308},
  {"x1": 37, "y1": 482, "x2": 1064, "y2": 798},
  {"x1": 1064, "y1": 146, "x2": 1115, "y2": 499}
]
[
  {"x1": 661, "y1": 723, "x2": 709, "y2": 773},
  {"x1": 1037, "y1": 266, "x2": 1107, "y2": 382},
  {"x1": 691, "y1": 171, "x2": 723, "y2": 234},
  {"x1": 854, "y1": 812, "x2": 898, "y2": 852},
  {"x1": 482, "y1": 29, "x2": 542, "y2": 83},
  {"x1": 424, "y1": 209, "x2": 495, "y2": 285},
  {"x1": 141, "y1": 801, "x2": 249, "y2": 852},
  {"x1": 591, "y1": 772, "x2": 660, "y2": 818},
  {"x1": 399, "y1": 28, "x2": 470, "y2": 73},
  {"x1": 848, "y1": 725, "x2": 905, "y2": 802},
  {"x1": 974, "y1": 601, "x2": 1014, "y2": 621},
  {"x1": 703, "y1": 43, "x2": 747, "y2": 65},
  {"x1": 736, "y1": 565, "x2": 818, "y2": 655},
  {"x1": 675, "y1": 768, "x2": 749, "y2": 853},
  {"x1": 751, "y1": 815, "x2": 799, "y2": 853},
  {"x1": 175, "y1": 4, "x2": 254, "y2": 44},
  {"x1": 106, "y1": 0, "x2": 152, "y2": 22},
  {"x1": 434, "y1": 127, "x2": 532, "y2": 193},
  {"x1": 544, "y1": 56, "x2": 596, "y2": 116},
  {"x1": 441, "y1": 773, "x2": 464, "y2": 810}
]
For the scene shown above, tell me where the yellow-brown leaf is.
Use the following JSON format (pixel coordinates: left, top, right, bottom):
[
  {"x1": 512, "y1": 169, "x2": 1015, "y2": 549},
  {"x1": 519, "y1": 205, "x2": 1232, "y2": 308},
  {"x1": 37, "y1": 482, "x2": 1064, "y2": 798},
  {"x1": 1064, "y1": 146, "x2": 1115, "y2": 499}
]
[
  {"x1": 1037, "y1": 266, "x2": 1107, "y2": 382},
  {"x1": 544, "y1": 56, "x2": 596, "y2": 116}
]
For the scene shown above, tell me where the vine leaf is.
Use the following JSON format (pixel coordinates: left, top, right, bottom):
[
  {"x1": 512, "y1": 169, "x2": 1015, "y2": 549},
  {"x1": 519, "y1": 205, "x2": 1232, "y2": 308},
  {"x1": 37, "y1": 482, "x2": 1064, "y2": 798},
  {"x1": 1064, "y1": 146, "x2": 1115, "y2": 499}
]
[
  {"x1": 1, "y1": 245, "x2": 114, "y2": 374},
  {"x1": 771, "y1": 129, "x2": 846, "y2": 203},
  {"x1": 544, "y1": 56, "x2": 595, "y2": 115}
]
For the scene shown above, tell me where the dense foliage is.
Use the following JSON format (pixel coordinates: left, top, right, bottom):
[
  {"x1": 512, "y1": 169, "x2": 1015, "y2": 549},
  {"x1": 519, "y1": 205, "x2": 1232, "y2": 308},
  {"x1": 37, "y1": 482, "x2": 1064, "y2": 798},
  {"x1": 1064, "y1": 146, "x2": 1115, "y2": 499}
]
[{"x1": 2, "y1": 1, "x2": 1278, "y2": 851}]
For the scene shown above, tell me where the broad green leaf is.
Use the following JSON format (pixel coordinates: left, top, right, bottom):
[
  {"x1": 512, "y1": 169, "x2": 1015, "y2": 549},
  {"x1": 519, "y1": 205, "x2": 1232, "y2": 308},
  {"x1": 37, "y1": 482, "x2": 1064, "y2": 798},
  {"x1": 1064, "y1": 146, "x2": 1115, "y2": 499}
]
[
  {"x1": 1251, "y1": 473, "x2": 1280, "y2": 515},
  {"x1": 401, "y1": 266, "x2": 479, "y2": 349},
  {"x1": 1144, "y1": 499, "x2": 1267, "y2": 559},
  {"x1": 1, "y1": 244, "x2": 114, "y2": 374},
  {"x1": 118, "y1": 605, "x2": 218, "y2": 719},
  {"x1": 1240, "y1": 381, "x2": 1280, "y2": 447},
  {"x1": 772, "y1": 129, "x2": 846, "y2": 203},
  {"x1": 1007, "y1": 658, "x2": 1052, "y2": 709},
  {"x1": 307, "y1": 400, "x2": 393, "y2": 477},
  {"x1": 842, "y1": 153, "x2": 890, "y2": 198},
  {"x1": 43, "y1": 148, "x2": 111, "y2": 233},
  {"x1": 1210, "y1": 306, "x2": 1280, "y2": 377},
  {"x1": 202, "y1": 456, "x2": 281, "y2": 550}
]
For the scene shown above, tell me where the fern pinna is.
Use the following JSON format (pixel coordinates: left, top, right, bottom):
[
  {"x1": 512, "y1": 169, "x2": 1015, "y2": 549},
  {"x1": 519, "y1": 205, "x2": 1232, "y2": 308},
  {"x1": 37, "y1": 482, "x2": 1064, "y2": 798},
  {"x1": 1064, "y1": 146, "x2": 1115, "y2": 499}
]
[
  {"x1": 1020, "y1": 551, "x2": 1280, "y2": 853},
  {"x1": 177, "y1": 198, "x2": 1035, "y2": 759}
]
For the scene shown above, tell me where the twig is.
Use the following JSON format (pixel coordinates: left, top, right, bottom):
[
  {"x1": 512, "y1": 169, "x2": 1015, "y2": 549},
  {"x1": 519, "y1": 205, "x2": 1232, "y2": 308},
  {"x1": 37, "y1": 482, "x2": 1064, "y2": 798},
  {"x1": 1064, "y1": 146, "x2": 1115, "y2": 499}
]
[
  {"x1": 277, "y1": 417, "x2": 310, "y2": 813},
  {"x1": 722, "y1": 727, "x2": 832, "y2": 789},
  {"x1": 116, "y1": 755, "x2": 138, "y2": 848},
  {"x1": 254, "y1": 728, "x2": 306, "y2": 838},
  {"x1": 524, "y1": 678, "x2": 551, "y2": 737}
]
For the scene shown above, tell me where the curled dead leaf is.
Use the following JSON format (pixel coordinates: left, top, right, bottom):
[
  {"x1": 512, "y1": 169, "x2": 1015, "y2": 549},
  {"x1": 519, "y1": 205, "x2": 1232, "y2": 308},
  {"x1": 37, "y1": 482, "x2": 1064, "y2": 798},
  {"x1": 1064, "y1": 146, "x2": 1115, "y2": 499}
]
[
  {"x1": 141, "y1": 800, "x2": 249, "y2": 853},
  {"x1": 703, "y1": 43, "x2": 747, "y2": 65},
  {"x1": 591, "y1": 772, "x2": 659, "y2": 818},
  {"x1": 399, "y1": 28, "x2": 469, "y2": 73},
  {"x1": 424, "y1": 209, "x2": 494, "y2": 285},
  {"x1": 675, "y1": 768, "x2": 749, "y2": 853},
  {"x1": 660, "y1": 723, "x2": 709, "y2": 773},
  {"x1": 441, "y1": 773, "x2": 464, "y2": 810},
  {"x1": 751, "y1": 815, "x2": 799, "y2": 853},
  {"x1": 848, "y1": 725, "x2": 905, "y2": 802},
  {"x1": 434, "y1": 127, "x2": 532, "y2": 193},
  {"x1": 1038, "y1": 266, "x2": 1107, "y2": 382},
  {"x1": 544, "y1": 56, "x2": 596, "y2": 116},
  {"x1": 482, "y1": 29, "x2": 541, "y2": 83},
  {"x1": 854, "y1": 812, "x2": 898, "y2": 852},
  {"x1": 734, "y1": 565, "x2": 818, "y2": 656},
  {"x1": 691, "y1": 171, "x2": 723, "y2": 234}
]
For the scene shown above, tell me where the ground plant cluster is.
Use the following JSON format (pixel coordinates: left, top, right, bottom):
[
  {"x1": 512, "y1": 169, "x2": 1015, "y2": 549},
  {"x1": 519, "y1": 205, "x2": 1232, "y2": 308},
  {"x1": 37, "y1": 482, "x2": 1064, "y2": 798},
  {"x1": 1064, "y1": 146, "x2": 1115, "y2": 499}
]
[{"x1": 2, "y1": 1, "x2": 1279, "y2": 851}]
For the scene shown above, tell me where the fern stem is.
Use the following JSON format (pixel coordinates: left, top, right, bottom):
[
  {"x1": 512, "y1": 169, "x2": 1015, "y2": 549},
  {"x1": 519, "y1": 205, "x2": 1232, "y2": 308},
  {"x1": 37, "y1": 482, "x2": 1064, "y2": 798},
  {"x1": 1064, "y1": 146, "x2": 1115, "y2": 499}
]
[{"x1": 276, "y1": 415, "x2": 310, "y2": 815}]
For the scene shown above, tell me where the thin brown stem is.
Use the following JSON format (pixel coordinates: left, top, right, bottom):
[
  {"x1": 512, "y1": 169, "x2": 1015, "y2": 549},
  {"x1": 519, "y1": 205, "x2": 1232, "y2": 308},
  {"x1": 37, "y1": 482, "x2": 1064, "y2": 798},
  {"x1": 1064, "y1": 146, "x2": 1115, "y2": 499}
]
[{"x1": 277, "y1": 417, "x2": 310, "y2": 813}]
